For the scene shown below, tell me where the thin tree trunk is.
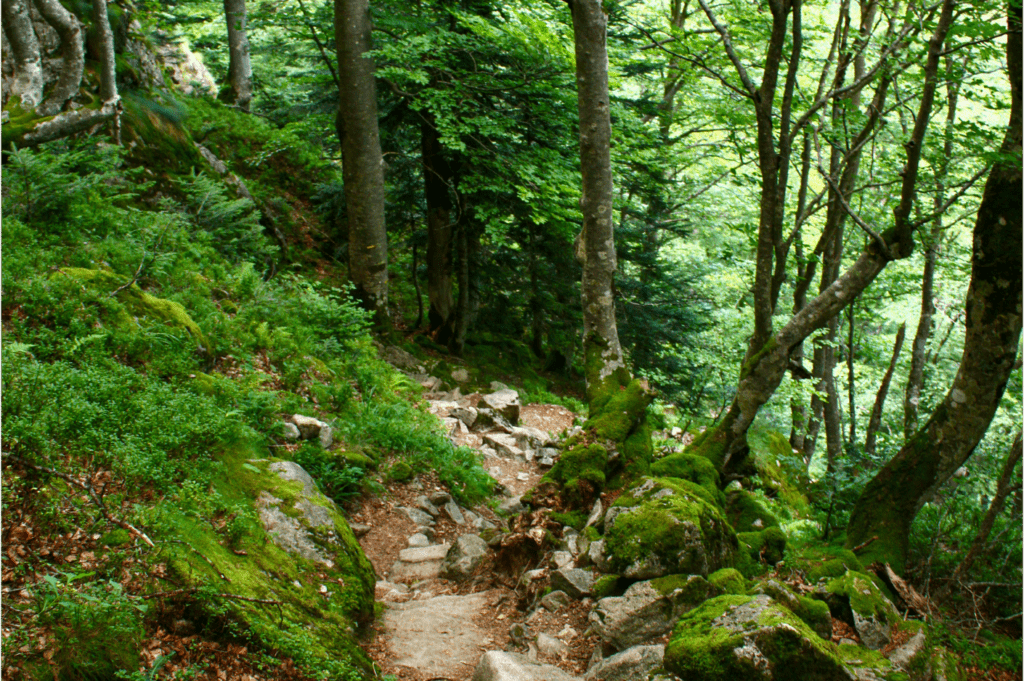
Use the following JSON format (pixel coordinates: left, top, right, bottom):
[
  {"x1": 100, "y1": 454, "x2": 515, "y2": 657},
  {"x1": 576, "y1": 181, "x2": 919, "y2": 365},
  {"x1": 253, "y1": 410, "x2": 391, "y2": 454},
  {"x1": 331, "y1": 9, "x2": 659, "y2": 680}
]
[
  {"x1": 949, "y1": 431, "x2": 1022, "y2": 584},
  {"x1": 571, "y1": 0, "x2": 630, "y2": 406},
  {"x1": 335, "y1": 0, "x2": 389, "y2": 330},
  {"x1": 93, "y1": 0, "x2": 120, "y2": 144},
  {"x1": 528, "y1": 217, "x2": 545, "y2": 359},
  {"x1": 847, "y1": 299, "x2": 857, "y2": 443},
  {"x1": 412, "y1": 240, "x2": 424, "y2": 329},
  {"x1": 449, "y1": 218, "x2": 470, "y2": 357},
  {"x1": 33, "y1": 0, "x2": 84, "y2": 116},
  {"x1": 1, "y1": 0, "x2": 43, "y2": 110},
  {"x1": 223, "y1": 0, "x2": 253, "y2": 112},
  {"x1": 421, "y1": 114, "x2": 455, "y2": 342},
  {"x1": 689, "y1": 0, "x2": 955, "y2": 476},
  {"x1": 865, "y1": 322, "x2": 906, "y2": 456},
  {"x1": 845, "y1": 3, "x2": 1021, "y2": 571}
]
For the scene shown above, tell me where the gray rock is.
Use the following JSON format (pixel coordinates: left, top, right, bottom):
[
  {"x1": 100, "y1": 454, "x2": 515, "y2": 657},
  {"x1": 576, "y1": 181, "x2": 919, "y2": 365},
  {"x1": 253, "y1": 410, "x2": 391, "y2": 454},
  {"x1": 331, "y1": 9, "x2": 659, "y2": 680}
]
[
  {"x1": 511, "y1": 425, "x2": 551, "y2": 449},
  {"x1": 451, "y1": 406, "x2": 478, "y2": 429},
  {"x1": 452, "y1": 368, "x2": 470, "y2": 383},
  {"x1": 475, "y1": 408, "x2": 515, "y2": 433},
  {"x1": 590, "y1": 581, "x2": 676, "y2": 650},
  {"x1": 269, "y1": 461, "x2": 320, "y2": 496},
  {"x1": 537, "y1": 632, "x2": 568, "y2": 659},
  {"x1": 291, "y1": 414, "x2": 326, "y2": 441},
  {"x1": 539, "y1": 455, "x2": 555, "y2": 468},
  {"x1": 349, "y1": 522, "x2": 371, "y2": 538},
  {"x1": 522, "y1": 568, "x2": 547, "y2": 585},
  {"x1": 483, "y1": 433, "x2": 525, "y2": 460},
  {"x1": 389, "y1": 543, "x2": 451, "y2": 582},
  {"x1": 398, "y1": 506, "x2": 436, "y2": 527},
  {"x1": 319, "y1": 424, "x2": 334, "y2": 449},
  {"x1": 440, "y1": 534, "x2": 488, "y2": 581},
  {"x1": 429, "y1": 490, "x2": 453, "y2": 505},
  {"x1": 490, "y1": 381, "x2": 511, "y2": 391},
  {"x1": 551, "y1": 567, "x2": 595, "y2": 599},
  {"x1": 416, "y1": 496, "x2": 440, "y2": 517},
  {"x1": 586, "y1": 500, "x2": 604, "y2": 528},
  {"x1": 407, "y1": 533, "x2": 430, "y2": 548},
  {"x1": 887, "y1": 627, "x2": 927, "y2": 669},
  {"x1": 499, "y1": 496, "x2": 525, "y2": 515},
  {"x1": 585, "y1": 645, "x2": 665, "y2": 681},
  {"x1": 552, "y1": 551, "x2": 574, "y2": 569},
  {"x1": 541, "y1": 590, "x2": 572, "y2": 612},
  {"x1": 603, "y1": 506, "x2": 635, "y2": 532},
  {"x1": 510, "y1": 622, "x2": 530, "y2": 647},
  {"x1": 482, "y1": 389, "x2": 521, "y2": 424},
  {"x1": 472, "y1": 652, "x2": 578, "y2": 681},
  {"x1": 282, "y1": 422, "x2": 301, "y2": 440},
  {"x1": 443, "y1": 500, "x2": 466, "y2": 524},
  {"x1": 588, "y1": 540, "x2": 611, "y2": 572},
  {"x1": 383, "y1": 345, "x2": 422, "y2": 371}
]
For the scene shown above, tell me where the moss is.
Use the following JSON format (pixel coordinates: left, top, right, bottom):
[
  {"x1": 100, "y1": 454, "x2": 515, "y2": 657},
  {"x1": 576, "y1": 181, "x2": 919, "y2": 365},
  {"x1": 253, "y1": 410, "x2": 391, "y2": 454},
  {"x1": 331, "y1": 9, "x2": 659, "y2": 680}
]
[
  {"x1": 592, "y1": 575, "x2": 625, "y2": 599},
  {"x1": 584, "y1": 525, "x2": 601, "y2": 542},
  {"x1": 725, "y1": 489, "x2": 780, "y2": 533},
  {"x1": 335, "y1": 450, "x2": 375, "y2": 470},
  {"x1": 605, "y1": 477, "x2": 738, "y2": 577},
  {"x1": 651, "y1": 452, "x2": 724, "y2": 507},
  {"x1": 824, "y1": 571, "x2": 898, "y2": 628},
  {"x1": 807, "y1": 552, "x2": 864, "y2": 583},
  {"x1": 53, "y1": 268, "x2": 209, "y2": 350},
  {"x1": 683, "y1": 426, "x2": 730, "y2": 473},
  {"x1": 582, "y1": 333, "x2": 633, "y2": 412},
  {"x1": 929, "y1": 647, "x2": 966, "y2": 681},
  {"x1": 540, "y1": 442, "x2": 608, "y2": 509},
  {"x1": 551, "y1": 510, "x2": 588, "y2": 530},
  {"x1": 739, "y1": 337, "x2": 779, "y2": 380},
  {"x1": 665, "y1": 594, "x2": 845, "y2": 681},
  {"x1": 708, "y1": 568, "x2": 746, "y2": 595},
  {"x1": 735, "y1": 527, "x2": 787, "y2": 578},
  {"x1": 750, "y1": 430, "x2": 810, "y2": 514},
  {"x1": 652, "y1": 573, "x2": 718, "y2": 605},
  {"x1": 837, "y1": 644, "x2": 910, "y2": 680},
  {"x1": 99, "y1": 529, "x2": 132, "y2": 547},
  {"x1": 388, "y1": 461, "x2": 414, "y2": 482}
]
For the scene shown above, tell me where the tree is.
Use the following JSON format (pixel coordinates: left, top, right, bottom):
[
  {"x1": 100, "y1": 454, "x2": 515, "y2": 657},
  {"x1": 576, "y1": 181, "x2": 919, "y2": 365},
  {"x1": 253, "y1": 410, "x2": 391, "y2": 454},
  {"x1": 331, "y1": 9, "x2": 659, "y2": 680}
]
[
  {"x1": 334, "y1": 0, "x2": 390, "y2": 329},
  {"x1": 845, "y1": 1, "x2": 1022, "y2": 571},
  {"x1": 222, "y1": 0, "x2": 253, "y2": 111},
  {"x1": 2, "y1": 0, "x2": 121, "y2": 147}
]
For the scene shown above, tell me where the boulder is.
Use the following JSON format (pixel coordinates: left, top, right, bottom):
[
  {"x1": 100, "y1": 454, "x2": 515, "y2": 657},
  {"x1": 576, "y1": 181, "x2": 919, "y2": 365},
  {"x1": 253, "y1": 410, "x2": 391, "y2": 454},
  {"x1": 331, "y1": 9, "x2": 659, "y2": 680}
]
[
  {"x1": 482, "y1": 389, "x2": 521, "y2": 424},
  {"x1": 585, "y1": 645, "x2": 664, "y2": 681},
  {"x1": 604, "y1": 477, "x2": 738, "y2": 579},
  {"x1": 886, "y1": 623, "x2": 927, "y2": 669},
  {"x1": 541, "y1": 590, "x2": 571, "y2": 612},
  {"x1": 753, "y1": 578, "x2": 833, "y2": 640},
  {"x1": 451, "y1": 406, "x2": 478, "y2": 429},
  {"x1": 537, "y1": 632, "x2": 568, "y2": 659},
  {"x1": 665, "y1": 595, "x2": 849, "y2": 681},
  {"x1": 551, "y1": 567, "x2": 595, "y2": 599},
  {"x1": 389, "y1": 543, "x2": 451, "y2": 582},
  {"x1": 472, "y1": 651, "x2": 577, "y2": 681},
  {"x1": 475, "y1": 408, "x2": 515, "y2": 433},
  {"x1": 499, "y1": 496, "x2": 525, "y2": 515},
  {"x1": 511, "y1": 425, "x2": 551, "y2": 449},
  {"x1": 483, "y1": 433, "x2": 525, "y2": 460},
  {"x1": 443, "y1": 500, "x2": 466, "y2": 524},
  {"x1": 814, "y1": 571, "x2": 899, "y2": 650},
  {"x1": 588, "y1": 540, "x2": 611, "y2": 572},
  {"x1": 590, "y1": 575, "x2": 715, "y2": 650},
  {"x1": 440, "y1": 535, "x2": 488, "y2": 580},
  {"x1": 552, "y1": 551, "x2": 574, "y2": 569},
  {"x1": 282, "y1": 422, "x2": 300, "y2": 440}
]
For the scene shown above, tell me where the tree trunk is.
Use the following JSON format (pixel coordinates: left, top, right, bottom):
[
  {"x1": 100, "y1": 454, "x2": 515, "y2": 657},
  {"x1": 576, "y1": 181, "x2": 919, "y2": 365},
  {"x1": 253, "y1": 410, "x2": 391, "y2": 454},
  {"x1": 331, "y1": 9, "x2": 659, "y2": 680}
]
[
  {"x1": 223, "y1": 0, "x2": 253, "y2": 112},
  {"x1": 449, "y1": 218, "x2": 470, "y2": 356},
  {"x1": 688, "y1": 0, "x2": 955, "y2": 477},
  {"x1": 421, "y1": 114, "x2": 455, "y2": 342},
  {"x1": 334, "y1": 0, "x2": 389, "y2": 331},
  {"x1": 845, "y1": 3, "x2": 1021, "y2": 571},
  {"x1": 864, "y1": 322, "x2": 906, "y2": 457},
  {"x1": 949, "y1": 431, "x2": 1022, "y2": 584},
  {"x1": 1, "y1": 0, "x2": 43, "y2": 110},
  {"x1": 571, "y1": 0, "x2": 630, "y2": 406},
  {"x1": 33, "y1": 0, "x2": 84, "y2": 117}
]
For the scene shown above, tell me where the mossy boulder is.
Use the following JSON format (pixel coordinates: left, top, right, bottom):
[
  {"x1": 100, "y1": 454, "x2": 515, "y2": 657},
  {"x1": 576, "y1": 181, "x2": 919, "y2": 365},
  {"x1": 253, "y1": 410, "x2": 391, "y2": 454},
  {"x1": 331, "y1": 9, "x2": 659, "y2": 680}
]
[
  {"x1": 752, "y1": 578, "x2": 833, "y2": 640},
  {"x1": 806, "y1": 550, "x2": 865, "y2": 583},
  {"x1": 735, "y1": 527, "x2": 787, "y2": 578},
  {"x1": 651, "y1": 452, "x2": 724, "y2": 507},
  {"x1": 928, "y1": 647, "x2": 966, "y2": 681},
  {"x1": 530, "y1": 442, "x2": 608, "y2": 509},
  {"x1": 837, "y1": 643, "x2": 910, "y2": 681},
  {"x1": 604, "y1": 477, "x2": 738, "y2": 579},
  {"x1": 53, "y1": 268, "x2": 209, "y2": 350},
  {"x1": 814, "y1": 570, "x2": 899, "y2": 650},
  {"x1": 708, "y1": 568, "x2": 747, "y2": 595},
  {"x1": 725, "y1": 489, "x2": 780, "y2": 533},
  {"x1": 388, "y1": 461, "x2": 414, "y2": 482},
  {"x1": 753, "y1": 430, "x2": 810, "y2": 514},
  {"x1": 665, "y1": 594, "x2": 848, "y2": 680}
]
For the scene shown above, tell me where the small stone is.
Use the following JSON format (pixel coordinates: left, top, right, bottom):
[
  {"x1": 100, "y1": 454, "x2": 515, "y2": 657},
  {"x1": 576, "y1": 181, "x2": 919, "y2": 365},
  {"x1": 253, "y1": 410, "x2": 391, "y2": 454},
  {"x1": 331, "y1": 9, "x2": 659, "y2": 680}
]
[
  {"x1": 429, "y1": 491, "x2": 452, "y2": 505},
  {"x1": 510, "y1": 622, "x2": 529, "y2": 646},
  {"x1": 319, "y1": 424, "x2": 333, "y2": 449},
  {"x1": 282, "y1": 422, "x2": 300, "y2": 440},
  {"x1": 440, "y1": 534, "x2": 489, "y2": 581},
  {"x1": 551, "y1": 567, "x2": 594, "y2": 599},
  {"x1": 292, "y1": 414, "x2": 325, "y2": 440},
  {"x1": 588, "y1": 540, "x2": 610, "y2": 572},
  {"x1": 552, "y1": 551, "x2": 574, "y2": 569},
  {"x1": 541, "y1": 590, "x2": 571, "y2": 612},
  {"x1": 398, "y1": 506, "x2": 436, "y2": 527},
  {"x1": 349, "y1": 522, "x2": 371, "y2": 538},
  {"x1": 537, "y1": 632, "x2": 568, "y2": 659},
  {"x1": 558, "y1": 626, "x2": 577, "y2": 639},
  {"x1": 292, "y1": 580, "x2": 302, "y2": 589},
  {"x1": 500, "y1": 496, "x2": 525, "y2": 515},
  {"x1": 586, "y1": 499, "x2": 604, "y2": 528},
  {"x1": 416, "y1": 496, "x2": 440, "y2": 517},
  {"x1": 443, "y1": 500, "x2": 466, "y2": 524},
  {"x1": 407, "y1": 533, "x2": 430, "y2": 548}
]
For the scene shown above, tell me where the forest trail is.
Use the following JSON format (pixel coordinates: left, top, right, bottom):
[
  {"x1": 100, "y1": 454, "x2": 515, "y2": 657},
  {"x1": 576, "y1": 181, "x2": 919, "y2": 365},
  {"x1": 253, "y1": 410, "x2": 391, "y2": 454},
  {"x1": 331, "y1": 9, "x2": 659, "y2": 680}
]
[{"x1": 354, "y1": 381, "x2": 594, "y2": 680}]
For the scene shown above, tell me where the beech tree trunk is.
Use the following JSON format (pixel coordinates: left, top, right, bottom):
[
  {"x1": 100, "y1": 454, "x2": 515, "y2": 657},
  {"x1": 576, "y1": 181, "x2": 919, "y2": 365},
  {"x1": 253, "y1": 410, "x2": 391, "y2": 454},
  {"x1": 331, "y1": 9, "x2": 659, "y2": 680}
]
[
  {"x1": 845, "y1": 3, "x2": 1022, "y2": 571},
  {"x1": 864, "y1": 322, "x2": 906, "y2": 457},
  {"x1": 689, "y1": 0, "x2": 954, "y2": 477},
  {"x1": 223, "y1": 0, "x2": 253, "y2": 112},
  {"x1": 570, "y1": 0, "x2": 630, "y2": 407},
  {"x1": 33, "y1": 0, "x2": 83, "y2": 117},
  {"x1": 1, "y1": 0, "x2": 44, "y2": 110},
  {"x1": 334, "y1": 0, "x2": 390, "y2": 330},
  {"x1": 421, "y1": 114, "x2": 456, "y2": 342}
]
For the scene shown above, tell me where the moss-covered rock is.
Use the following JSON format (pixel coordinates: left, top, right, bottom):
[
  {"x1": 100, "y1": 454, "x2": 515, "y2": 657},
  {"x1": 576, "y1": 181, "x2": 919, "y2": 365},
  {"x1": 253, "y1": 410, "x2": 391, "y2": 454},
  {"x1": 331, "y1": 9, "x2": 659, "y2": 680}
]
[
  {"x1": 805, "y1": 550, "x2": 865, "y2": 583},
  {"x1": 725, "y1": 489, "x2": 780, "y2": 533},
  {"x1": 928, "y1": 646, "x2": 966, "y2": 681},
  {"x1": 708, "y1": 568, "x2": 747, "y2": 595},
  {"x1": 388, "y1": 461, "x2": 414, "y2": 482},
  {"x1": 735, "y1": 527, "x2": 787, "y2": 578},
  {"x1": 815, "y1": 570, "x2": 899, "y2": 650},
  {"x1": 53, "y1": 268, "x2": 209, "y2": 350},
  {"x1": 665, "y1": 594, "x2": 848, "y2": 680},
  {"x1": 836, "y1": 643, "x2": 910, "y2": 681},
  {"x1": 752, "y1": 579, "x2": 832, "y2": 640},
  {"x1": 651, "y1": 452, "x2": 724, "y2": 507},
  {"x1": 535, "y1": 442, "x2": 608, "y2": 508},
  {"x1": 753, "y1": 430, "x2": 811, "y2": 514},
  {"x1": 604, "y1": 477, "x2": 738, "y2": 579}
]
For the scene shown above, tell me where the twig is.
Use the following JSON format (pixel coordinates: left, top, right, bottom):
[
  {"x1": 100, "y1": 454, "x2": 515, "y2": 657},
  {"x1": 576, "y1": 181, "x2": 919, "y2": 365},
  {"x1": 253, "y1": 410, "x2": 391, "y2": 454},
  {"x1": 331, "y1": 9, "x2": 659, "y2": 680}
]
[
  {"x1": 851, "y1": 535, "x2": 879, "y2": 553},
  {"x1": 157, "y1": 539, "x2": 231, "y2": 582},
  {"x1": 3, "y1": 452, "x2": 155, "y2": 548},
  {"x1": 109, "y1": 248, "x2": 146, "y2": 298}
]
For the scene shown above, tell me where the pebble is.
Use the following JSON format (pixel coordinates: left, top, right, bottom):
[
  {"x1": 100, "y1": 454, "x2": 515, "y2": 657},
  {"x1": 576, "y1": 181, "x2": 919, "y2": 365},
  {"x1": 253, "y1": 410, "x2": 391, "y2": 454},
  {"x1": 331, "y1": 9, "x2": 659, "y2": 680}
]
[{"x1": 517, "y1": 472, "x2": 530, "y2": 481}]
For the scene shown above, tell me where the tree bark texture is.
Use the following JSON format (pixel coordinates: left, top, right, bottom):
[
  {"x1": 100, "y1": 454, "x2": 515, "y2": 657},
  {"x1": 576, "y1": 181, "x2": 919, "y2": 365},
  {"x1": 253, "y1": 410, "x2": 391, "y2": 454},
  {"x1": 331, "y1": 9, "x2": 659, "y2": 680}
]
[
  {"x1": 845, "y1": 3, "x2": 1022, "y2": 570},
  {"x1": 571, "y1": 0, "x2": 629, "y2": 407},
  {"x1": 864, "y1": 322, "x2": 906, "y2": 457},
  {"x1": 334, "y1": 0, "x2": 389, "y2": 330},
  {"x1": 33, "y1": 0, "x2": 84, "y2": 117},
  {"x1": 223, "y1": 0, "x2": 253, "y2": 112},
  {"x1": 421, "y1": 114, "x2": 455, "y2": 342},
  {"x1": 690, "y1": 0, "x2": 954, "y2": 477},
  {"x1": 2, "y1": 0, "x2": 44, "y2": 110}
]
